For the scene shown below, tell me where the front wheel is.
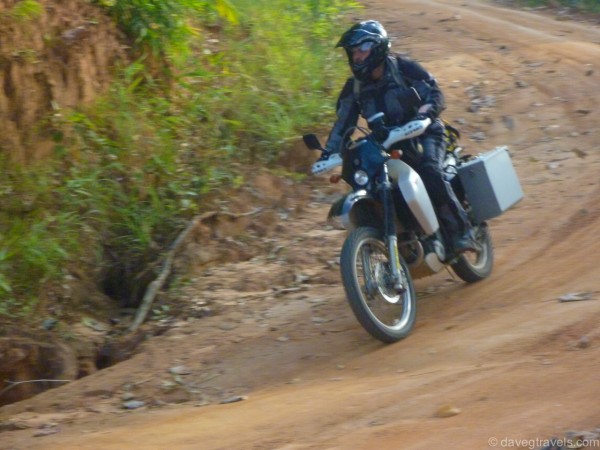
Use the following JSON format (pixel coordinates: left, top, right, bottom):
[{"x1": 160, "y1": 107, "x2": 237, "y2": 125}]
[
  {"x1": 340, "y1": 227, "x2": 417, "y2": 343},
  {"x1": 451, "y1": 223, "x2": 494, "y2": 282}
]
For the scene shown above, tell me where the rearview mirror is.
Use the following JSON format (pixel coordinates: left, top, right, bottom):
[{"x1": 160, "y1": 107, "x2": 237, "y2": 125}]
[{"x1": 302, "y1": 134, "x2": 324, "y2": 151}]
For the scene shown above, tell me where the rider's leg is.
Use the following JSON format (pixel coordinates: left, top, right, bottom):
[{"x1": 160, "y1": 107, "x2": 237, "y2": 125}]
[{"x1": 418, "y1": 121, "x2": 475, "y2": 253}]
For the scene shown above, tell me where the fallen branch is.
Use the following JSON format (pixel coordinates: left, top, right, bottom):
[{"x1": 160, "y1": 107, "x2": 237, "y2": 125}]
[
  {"x1": 0, "y1": 379, "x2": 71, "y2": 397},
  {"x1": 128, "y1": 208, "x2": 264, "y2": 333}
]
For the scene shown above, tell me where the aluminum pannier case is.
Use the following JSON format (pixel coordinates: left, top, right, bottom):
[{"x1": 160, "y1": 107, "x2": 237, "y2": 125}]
[{"x1": 457, "y1": 146, "x2": 524, "y2": 223}]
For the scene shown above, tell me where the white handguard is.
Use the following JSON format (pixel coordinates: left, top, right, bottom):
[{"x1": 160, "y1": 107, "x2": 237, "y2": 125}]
[
  {"x1": 311, "y1": 152, "x2": 343, "y2": 175},
  {"x1": 381, "y1": 117, "x2": 431, "y2": 150}
]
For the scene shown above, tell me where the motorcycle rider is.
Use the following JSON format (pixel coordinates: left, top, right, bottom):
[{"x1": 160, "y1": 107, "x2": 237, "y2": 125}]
[{"x1": 316, "y1": 20, "x2": 475, "y2": 253}]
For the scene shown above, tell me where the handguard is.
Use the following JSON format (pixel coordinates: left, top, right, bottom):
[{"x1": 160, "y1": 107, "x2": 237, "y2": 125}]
[
  {"x1": 312, "y1": 152, "x2": 343, "y2": 175},
  {"x1": 381, "y1": 117, "x2": 431, "y2": 150}
]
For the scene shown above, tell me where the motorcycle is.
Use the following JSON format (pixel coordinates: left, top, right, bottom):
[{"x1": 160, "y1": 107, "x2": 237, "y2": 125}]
[{"x1": 304, "y1": 114, "x2": 522, "y2": 343}]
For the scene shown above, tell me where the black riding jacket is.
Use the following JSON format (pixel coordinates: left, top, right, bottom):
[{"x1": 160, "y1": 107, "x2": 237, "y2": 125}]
[{"x1": 325, "y1": 54, "x2": 445, "y2": 154}]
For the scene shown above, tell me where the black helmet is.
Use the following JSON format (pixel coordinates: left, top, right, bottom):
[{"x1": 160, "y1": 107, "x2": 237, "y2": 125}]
[{"x1": 336, "y1": 20, "x2": 390, "y2": 82}]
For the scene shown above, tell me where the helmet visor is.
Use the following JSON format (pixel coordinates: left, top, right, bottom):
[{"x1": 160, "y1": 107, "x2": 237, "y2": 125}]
[{"x1": 350, "y1": 41, "x2": 375, "y2": 53}]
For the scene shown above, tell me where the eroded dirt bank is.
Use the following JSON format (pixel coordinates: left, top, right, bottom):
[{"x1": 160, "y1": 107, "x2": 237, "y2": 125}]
[
  {"x1": 0, "y1": 0, "x2": 125, "y2": 161},
  {"x1": 1, "y1": 0, "x2": 600, "y2": 448}
]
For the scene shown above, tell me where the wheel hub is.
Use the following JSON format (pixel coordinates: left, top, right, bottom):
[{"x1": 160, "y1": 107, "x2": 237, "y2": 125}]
[{"x1": 373, "y1": 262, "x2": 401, "y2": 304}]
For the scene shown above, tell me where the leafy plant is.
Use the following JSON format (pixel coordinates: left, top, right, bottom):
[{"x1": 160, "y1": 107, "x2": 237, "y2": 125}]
[
  {"x1": 1, "y1": 0, "x2": 359, "y2": 319},
  {"x1": 152, "y1": 304, "x2": 171, "y2": 321},
  {"x1": 186, "y1": 0, "x2": 359, "y2": 161},
  {"x1": 95, "y1": 0, "x2": 239, "y2": 62},
  {"x1": 7, "y1": 0, "x2": 43, "y2": 22}
]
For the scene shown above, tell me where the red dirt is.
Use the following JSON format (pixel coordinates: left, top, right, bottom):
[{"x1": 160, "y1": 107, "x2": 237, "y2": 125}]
[{"x1": 1, "y1": 1, "x2": 600, "y2": 449}]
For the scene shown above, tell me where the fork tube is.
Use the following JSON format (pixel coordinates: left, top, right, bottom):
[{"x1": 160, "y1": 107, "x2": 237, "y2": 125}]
[{"x1": 380, "y1": 164, "x2": 404, "y2": 291}]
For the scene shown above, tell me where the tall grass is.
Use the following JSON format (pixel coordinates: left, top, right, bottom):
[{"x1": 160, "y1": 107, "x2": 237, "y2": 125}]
[
  {"x1": 215, "y1": 0, "x2": 351, "y2": 161},
  {"x1": 0, "y1": 158, "x2": 79, "y2": 317},
  {"x1": 95, "y1": 0, "x2": 239, "y2": 62},
  {"x1": 0, "y1": 0, "x2": 359, "y2": 319}
]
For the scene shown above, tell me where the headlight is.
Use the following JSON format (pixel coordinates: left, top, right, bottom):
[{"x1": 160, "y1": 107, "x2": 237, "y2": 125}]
[{"x1": 354, "y1": 170, "x2": 369, "y2": 186}]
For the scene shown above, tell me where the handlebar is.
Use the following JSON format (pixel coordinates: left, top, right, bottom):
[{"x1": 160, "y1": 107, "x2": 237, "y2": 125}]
[
  {"x1": 312, "y1": 152, "x2": 343, "y2": 175},
  {"x1": 379, "y1": 117, "x2": 431, "y2": 149},
  {"x1": 309, "y1": 116, "x2": 432, "y2": 175}
]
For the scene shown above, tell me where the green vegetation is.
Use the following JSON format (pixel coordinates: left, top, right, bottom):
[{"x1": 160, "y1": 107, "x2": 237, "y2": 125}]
[
  {"x1": 5, "y1": 0, "x2": 43, "y2": 22},
  {"x1": 0, "y1": 0, "x2": 358, "y2": 319},
  {"x1": 94, "y1": 0, "x2": 239, "y2": 62}
]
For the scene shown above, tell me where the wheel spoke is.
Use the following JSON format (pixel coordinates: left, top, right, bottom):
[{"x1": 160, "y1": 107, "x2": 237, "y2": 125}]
[
  {"x1": 355, "y1": 238, "x2": 410, "y2": 328},
  {"x1": 341, "y1": 227, "x2": 417, "y2": 342}
]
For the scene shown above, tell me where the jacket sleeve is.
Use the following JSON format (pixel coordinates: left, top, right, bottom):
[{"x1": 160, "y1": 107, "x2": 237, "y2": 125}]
[
  {"x1": 325, "y1": 78, "x2": 360, "y2": 154},
  {"x1": 399, "y1": 57, "x2": 445, "y2": 119}
]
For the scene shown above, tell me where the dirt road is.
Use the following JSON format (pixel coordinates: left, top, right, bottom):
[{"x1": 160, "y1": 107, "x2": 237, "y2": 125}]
[{"x1": 2, "y1": 0, "x2": 600, "y2": 448}]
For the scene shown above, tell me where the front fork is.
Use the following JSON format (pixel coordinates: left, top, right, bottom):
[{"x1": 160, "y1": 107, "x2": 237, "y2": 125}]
[{"x1": 379, "y1": 165, "x2": 405, "y2": 293}]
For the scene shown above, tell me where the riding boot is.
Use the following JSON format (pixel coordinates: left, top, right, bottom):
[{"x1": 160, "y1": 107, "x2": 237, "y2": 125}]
[{"x1": 437, "y1": 204, "x2": 476, "y2": 253}]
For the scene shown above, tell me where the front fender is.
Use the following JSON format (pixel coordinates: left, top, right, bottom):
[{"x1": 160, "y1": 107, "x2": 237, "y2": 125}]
[{"x1": 328, "y1": 190, "x2": 381, "y2": 230}]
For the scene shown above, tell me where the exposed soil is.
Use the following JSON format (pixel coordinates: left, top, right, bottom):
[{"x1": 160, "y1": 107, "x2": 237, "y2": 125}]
[
  {"x1": 1, "y1": 0, "x2": 600, "y2": 448},
  {"x1": 0, "y1": 0, "x2": 125, "y2": 162}
]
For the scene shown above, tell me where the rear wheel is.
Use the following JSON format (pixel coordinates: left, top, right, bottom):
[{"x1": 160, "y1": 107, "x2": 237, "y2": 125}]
[
  {"x1": 451, "y1": 223, "x2": 494, "y2": 282},
  {"x1": 340, "y1": 227, "x2": 417, "y2": 343}
]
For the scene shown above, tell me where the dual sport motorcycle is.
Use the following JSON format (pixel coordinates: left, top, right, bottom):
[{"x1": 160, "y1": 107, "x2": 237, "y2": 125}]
[{"x1": 304, "y1": 113, "x2": 522, "y2": 343}]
